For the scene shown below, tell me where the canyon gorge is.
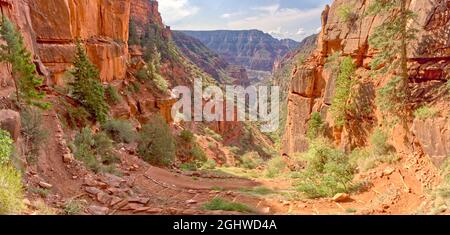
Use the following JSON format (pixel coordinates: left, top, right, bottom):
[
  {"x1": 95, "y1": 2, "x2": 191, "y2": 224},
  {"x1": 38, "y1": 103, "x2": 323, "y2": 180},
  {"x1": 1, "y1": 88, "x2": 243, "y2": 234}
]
[{"x1": 0, "y1": 0, "x2": 448, "y2": 215}]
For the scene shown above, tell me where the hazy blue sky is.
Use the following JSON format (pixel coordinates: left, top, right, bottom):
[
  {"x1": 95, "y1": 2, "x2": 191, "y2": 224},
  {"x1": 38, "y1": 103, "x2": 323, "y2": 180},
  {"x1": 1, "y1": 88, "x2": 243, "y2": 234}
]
[{"x1": 158, "y1": 0, "x2": 333, "y2": 41}]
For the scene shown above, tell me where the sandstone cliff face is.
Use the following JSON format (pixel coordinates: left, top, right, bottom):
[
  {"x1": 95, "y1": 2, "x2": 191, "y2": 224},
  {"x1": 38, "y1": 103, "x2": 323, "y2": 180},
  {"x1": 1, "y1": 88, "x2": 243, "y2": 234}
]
[
  {"x1": 283, "y1": 0, "x2": 450, "y2": 166},
  {"x1": 1, "y1": 0, "x2": 131, "y2": 85}
]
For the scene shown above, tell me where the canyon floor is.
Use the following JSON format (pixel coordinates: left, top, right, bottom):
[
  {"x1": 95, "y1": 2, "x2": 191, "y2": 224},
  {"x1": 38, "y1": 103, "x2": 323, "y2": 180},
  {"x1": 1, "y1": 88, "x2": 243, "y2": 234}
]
[{"x1": 22, "y1": 108, "x2": 442, "y2": 215}]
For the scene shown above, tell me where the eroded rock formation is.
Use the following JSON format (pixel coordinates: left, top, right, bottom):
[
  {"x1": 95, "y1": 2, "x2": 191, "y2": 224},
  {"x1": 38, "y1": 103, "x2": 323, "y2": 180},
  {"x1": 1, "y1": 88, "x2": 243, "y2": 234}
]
[
  {"x1": 283, "y1": 0, "x2": 450, "y2": 166},
  {"x1": 0, "y1": 0, "x2": 131, "y2": 84}
]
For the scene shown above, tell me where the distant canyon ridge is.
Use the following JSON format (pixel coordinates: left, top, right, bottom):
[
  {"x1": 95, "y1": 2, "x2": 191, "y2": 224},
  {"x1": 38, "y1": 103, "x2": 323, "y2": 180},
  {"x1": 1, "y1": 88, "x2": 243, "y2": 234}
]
[{"x1": 173, "y1": 30, "x2": 300, "y2": 84}]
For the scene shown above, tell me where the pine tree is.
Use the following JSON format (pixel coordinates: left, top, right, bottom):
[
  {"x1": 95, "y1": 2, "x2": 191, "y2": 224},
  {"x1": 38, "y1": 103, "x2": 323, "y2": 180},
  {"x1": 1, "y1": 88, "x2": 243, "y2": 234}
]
[
  {"x1": 0, "y1": 17, "x2": 48, "y2": 109},
  {"x1": 70, "y1": 41, "x2": 109, "y2": 123},
  {"x1": 367, "y1": 0, "x2": 417, "y2": 119},
  {"x1": 128, "y1": 19, "x2": 140, "y2": 46}
]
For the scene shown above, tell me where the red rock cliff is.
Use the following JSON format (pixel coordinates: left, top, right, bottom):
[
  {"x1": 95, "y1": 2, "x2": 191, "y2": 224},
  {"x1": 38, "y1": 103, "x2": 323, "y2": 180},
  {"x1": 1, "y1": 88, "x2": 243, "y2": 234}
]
[
  {"x1": 283, "y1": 0, "x2": 450, "y2": 166},
  {"x1": 1, "y1": 0, "x2": 131, "y2": 84}
]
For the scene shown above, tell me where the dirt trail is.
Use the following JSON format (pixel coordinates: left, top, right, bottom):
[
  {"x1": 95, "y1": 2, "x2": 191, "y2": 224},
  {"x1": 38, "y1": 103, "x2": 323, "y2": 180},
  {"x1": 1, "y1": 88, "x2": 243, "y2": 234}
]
[{"x1": 28, "y1": 109, "x2": 441, "y2": 215}]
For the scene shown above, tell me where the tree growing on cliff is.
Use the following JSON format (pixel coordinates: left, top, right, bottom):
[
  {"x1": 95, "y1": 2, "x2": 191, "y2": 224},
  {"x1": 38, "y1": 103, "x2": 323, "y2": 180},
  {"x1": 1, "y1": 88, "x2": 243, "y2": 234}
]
[
  {"x1": 367, "y1": 0, "x2": 417, "y2": 119},
  {"x1": 0, "y1": 17, "x2": 48, "y2": 109},
  {"x1": 70, "y1": 41, "x2": 109, "y2": 123}
]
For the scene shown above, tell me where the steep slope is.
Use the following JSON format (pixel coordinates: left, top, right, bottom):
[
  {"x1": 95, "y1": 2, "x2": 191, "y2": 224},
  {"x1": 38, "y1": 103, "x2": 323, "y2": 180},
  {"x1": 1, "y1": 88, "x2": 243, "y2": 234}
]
[
  {"x1": 282, "y1": 0, "x2": 450, "y2": 160},
  {"x1": 180, "y1": 30, "x2": 300, "y2": 72},
  {"x1": 172, "y1": 31, "x2": 250, "y2": 85}
]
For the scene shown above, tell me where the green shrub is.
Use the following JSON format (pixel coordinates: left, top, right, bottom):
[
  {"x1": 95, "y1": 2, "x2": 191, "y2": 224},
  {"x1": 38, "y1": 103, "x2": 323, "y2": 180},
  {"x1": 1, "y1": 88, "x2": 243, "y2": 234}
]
[
  {"x1": 105, "y1": 85, "x2": 122, "y2": 105},
  {"x1": 201, "y1": 198, "x2": 254, "y2": 213},
  {"x1": 370, "y1": 128, "x2": 394, "y2": 156},
  {"x1": 138, "y1": 115, "x2": 176, "y2": 166},
  {"x1": 295, "y1": 139, "x2": 356, "y2": 198},
  {"x1": 349, "y1": 147, "x2": 399, "y2": 172},
  {"x1": 414, "y1": 106, "x2": 439, "y2": 120},
  {"x1": 376, "y1": 76, "x2": 407, "y2": 118},
  {"x1": 71, "y1": 128, "x2": 119, "y2": 174},
  {"x1": 127, "y1": 81, "x2": 141, "y2": 94},
  {"x1": 337, "y1": 4, "x2": 358, "y2": 24},
  {"x1": 180, "y1": 162, "x2": 198, "y2": 171},
  {"x1": 265, "y1": 156, "x2": 287, "y2": 178},
  {"x1": 0, "y1": 129, "x2": 13, "y2": 165},
  {"x1": 191, "y1": 144, "x2": 207, "y2": 162},
  {"x1": 62, "y1": 200, "x2": 84, "y2": 215},
  {"x1": 0, "y1": 164, "x2": 24, "y2": 214},
  {"x1": 307, "y1": 112, "x2": 325, "y2": 139},
  {"x1": 179, "y1": 129, "x2": 195, "y2": 143},
  {"x1": 152, "y1": 72, "x2": 169, "y2": 92},
  {"x1": 136, "y1": 69, "x2": 149, "y2": 82},
  {"x1": 65, "y1": 105, "x2": 90, "y2": 128},
  {"x1": 240, "y1": 152, "x2": 263, "y2": 169},
  {"x1": 330, "y1": 56, "x2": 355, "y2": 127},
  {"x1": 101, "y1": 119, "x2": 136, "y2": 144},
  {"x1": 202, "y1": 159, "x2": 217, "y2": 170},
  {"x1": 21, "y1": 107, "x2": 48, "y2": 163},
  {"x1": 204, "y1": 127, "x2": 223, "y2": 141}
]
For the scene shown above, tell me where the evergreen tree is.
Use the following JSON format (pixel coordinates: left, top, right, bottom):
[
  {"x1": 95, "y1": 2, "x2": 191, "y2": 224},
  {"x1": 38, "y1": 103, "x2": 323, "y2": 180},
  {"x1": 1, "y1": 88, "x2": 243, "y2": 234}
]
[
  {"x1": 128, "y1": 19, "x2": 140, "y2": 46},
  {"x1": 0, "y1": 17, "x2": 48, "y2": 108},
  {"x1": 367, "y1": 0, "x2": 417, "y2": 119},
  {"x1": 70, "y1": 41, "x2": 109, "y2": 123}
]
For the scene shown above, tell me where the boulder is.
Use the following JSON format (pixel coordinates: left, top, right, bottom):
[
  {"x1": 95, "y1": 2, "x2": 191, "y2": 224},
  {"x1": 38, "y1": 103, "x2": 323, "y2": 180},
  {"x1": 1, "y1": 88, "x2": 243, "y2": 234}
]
[{"x1": 0, "y1": 109, "x2": 21, "y2": 140}]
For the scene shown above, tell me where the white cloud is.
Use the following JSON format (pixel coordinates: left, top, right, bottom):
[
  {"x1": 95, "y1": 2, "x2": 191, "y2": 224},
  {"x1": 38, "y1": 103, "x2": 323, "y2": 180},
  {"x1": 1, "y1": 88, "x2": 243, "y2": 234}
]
[
  {"x1": 227, "y1": 5, "x2": 325, "y2": 41},
  {"x1": 159, "y1": 0, "x2": 199, "y2": 24},
  {"x1": 252, "y1": 4, "x2": 280, "y2": 15}
]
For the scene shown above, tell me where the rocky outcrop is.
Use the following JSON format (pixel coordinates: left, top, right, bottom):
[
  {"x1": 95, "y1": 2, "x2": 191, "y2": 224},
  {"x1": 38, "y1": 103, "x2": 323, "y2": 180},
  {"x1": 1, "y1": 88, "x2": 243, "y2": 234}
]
[
  {"x1": 0, "y1": 0, "x2": 131, "y2": 85},
  {"x1": 130, "y1": 0, "x2": 171, "y2": 39},
  {"x1": 282, "y1": 0, "x2": 450, "y2": 166},
  {"x1": 0, "y1": 109, "x2": 20, "y2": 140}
]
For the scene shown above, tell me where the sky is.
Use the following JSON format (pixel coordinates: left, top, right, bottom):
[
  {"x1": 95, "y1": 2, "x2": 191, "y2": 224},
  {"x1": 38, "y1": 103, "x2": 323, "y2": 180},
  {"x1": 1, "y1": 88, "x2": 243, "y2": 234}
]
[{"x1": 158, "y1": 0, "x2": 333, "y2": 42}]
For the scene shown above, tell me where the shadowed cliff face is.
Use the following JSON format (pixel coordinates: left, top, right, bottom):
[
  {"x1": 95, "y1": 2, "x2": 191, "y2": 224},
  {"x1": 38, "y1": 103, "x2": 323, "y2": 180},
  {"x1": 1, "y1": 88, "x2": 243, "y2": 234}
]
[
  {"x1": 282, "y1": 0, "x2": 450, "y2": 166},
  {"x1": 180, "y1": 30, "x2": 300, "y2": 72}
]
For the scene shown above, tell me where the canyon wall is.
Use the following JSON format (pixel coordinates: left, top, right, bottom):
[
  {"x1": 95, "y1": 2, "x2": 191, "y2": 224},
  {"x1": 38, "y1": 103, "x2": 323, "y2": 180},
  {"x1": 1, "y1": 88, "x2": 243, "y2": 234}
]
[
  {"x1": 283, "y1": 0, "x2": 450, "y2": 166},
  {"x1": 0, "y1": 0, "x2": 131, "y2": 85}
]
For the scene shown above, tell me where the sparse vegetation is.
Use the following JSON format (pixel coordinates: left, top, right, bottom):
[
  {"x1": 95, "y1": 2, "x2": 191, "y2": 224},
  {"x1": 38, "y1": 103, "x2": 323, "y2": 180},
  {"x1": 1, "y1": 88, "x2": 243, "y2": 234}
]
[
  {"x1": 330, "y1": 56, "x2": 356, "y2": 128},
  {"x1": 202, "y1": 159, "x2": 217, "y2": 170},
  {"x1": 138, "y1": 115, "x2": 176, "y2": 166},
  {"x1": 295, "y1": 139, "x2": 356, "y2": 198},
  {"x1": 179, "y1": 130, "x2": 195, "y2": 143},
  {"x1": 337, "y1": 4, "x2": 358, "y2": 25},
  {"x1": 101, "y1": 119, "x2": 136, "y2": 144},
  {"x1": 414, "y1": 106, "x2": 439, "y2": 120},
  {"x1": 65, "y1": 104, "x2": 91, "y2": 129},
  {"x1": 349, "y1": 129, "x2": 399, "y2": 172},
  {"x1": 21, "y1": 107, "x2": 48, "y2": 163},
  {"x1": 307, "y1": 112, "x2": 325, "y2": 139},
  {"x1": 239, "y1": 186, "x2": 274, "y2": 196},
  {"x1": 368, "y1": 0, "x2": 418, "y2": 121},
  {"x1": 62, "y1": 200, "x2": 85, "y2": 215},
  {"x1": 105, "y1": 85, "x2": 122, "y2": 105},
  {"x1": 0, "y1": 130, "x2": 13, "y2": 165},
  {"x1": 70, "y1": 41, "x2": 109, "y2": 123},
  {"x1": 70, "y1": 128, "x2": 119, "y2": 174},
  {"x1": 0, "y1": 164, "x2": 24, "y2": 215},
  {"x1": 265, "y1": 156, "x2": 287, "y2": 178},
  {"x1": 202, "y1": 198, "x2": 254, "y2": 213},
  {"x1": 204, "y1": 127, "x2": 223, "y2": 141},
  {"x1": 240, "y1": 152, "x2": 263, "y2": 170},
  {"x1": 29, "y1": 187, "x2": 50, "y2": 198},
  {"x1": 370, "y1": 128, "x2": 394, "y2": 155}
]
